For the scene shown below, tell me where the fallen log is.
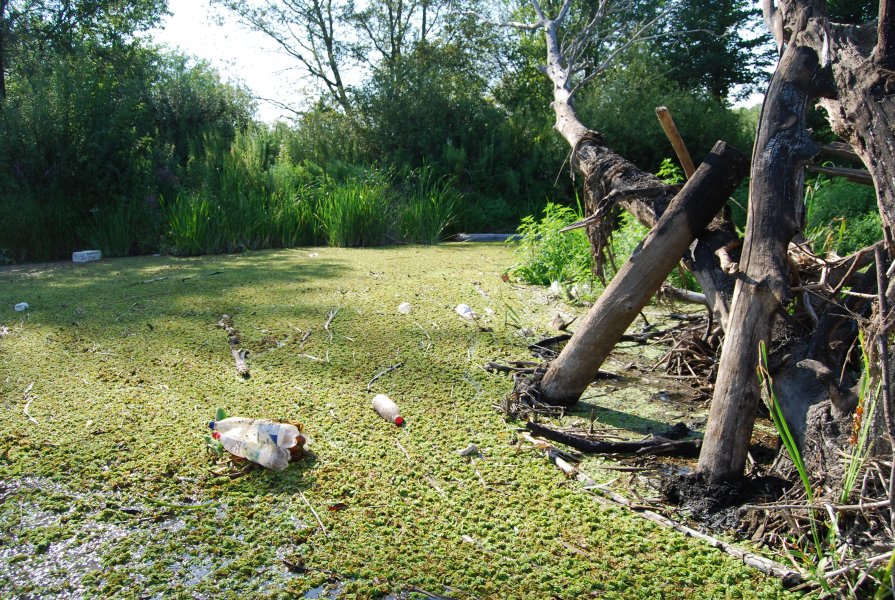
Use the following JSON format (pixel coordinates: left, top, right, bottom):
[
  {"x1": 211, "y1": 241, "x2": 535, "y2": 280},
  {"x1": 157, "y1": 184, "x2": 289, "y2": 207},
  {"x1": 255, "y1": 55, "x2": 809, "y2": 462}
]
[
  {"x1": 526, "y1": 421, "x2": 702, "y2": 457},
  {"x1": 537, "y1": 141, "x2": 749, "y2": 407}
]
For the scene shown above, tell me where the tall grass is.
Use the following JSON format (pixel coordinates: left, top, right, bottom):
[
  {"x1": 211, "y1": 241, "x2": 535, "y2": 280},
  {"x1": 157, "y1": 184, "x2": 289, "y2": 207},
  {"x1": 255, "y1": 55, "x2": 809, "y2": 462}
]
[
  {"x1": 398, "y1": 167, "x2": 458, "y2": 244},
  {"x1": 317, "y1": 179, "x2": 392, "y2": 247}
]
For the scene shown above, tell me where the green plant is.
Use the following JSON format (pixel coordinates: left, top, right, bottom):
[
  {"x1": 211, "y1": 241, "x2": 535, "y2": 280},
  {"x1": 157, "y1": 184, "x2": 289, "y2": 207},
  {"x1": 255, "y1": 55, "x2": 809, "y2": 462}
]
[
  {"x1": 317, "y1": 178, "x2": 392, "y2": 247},
  {"x1": 398, "y1": 168, "x2": 458, "y2": 244},
  {"x1": 757, "y1": 341, "x2": 832, "y2": 592},
  {"x1": 656, "y1": 158, "x2": 686, "y2": 185},
  {"x1": 841, "y1": 331, "x2": 880, "y2": 504},
  {"x1": 507, "y1": 202, "x2": 594, "y2": 288}
]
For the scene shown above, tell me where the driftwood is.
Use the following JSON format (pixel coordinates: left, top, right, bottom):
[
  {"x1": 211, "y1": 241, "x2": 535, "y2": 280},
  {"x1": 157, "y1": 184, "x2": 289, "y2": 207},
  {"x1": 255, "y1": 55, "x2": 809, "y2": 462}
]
[
  {"x1": 537, "y1": 141, "x2": 749, "y2": 407},
  {"x1": 526, "y1": 421, "x2": 701, "y2": 457},
  {"x1": 217, "y1": 314, "x2": 250, "y2": 378}
]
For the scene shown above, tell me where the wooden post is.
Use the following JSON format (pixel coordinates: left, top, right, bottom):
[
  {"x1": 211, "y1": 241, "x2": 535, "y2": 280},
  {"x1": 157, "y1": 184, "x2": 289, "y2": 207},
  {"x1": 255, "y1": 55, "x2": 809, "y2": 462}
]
[
  {"x1": 655, "y1": 106, "x2": 697, "y2": 178},
  {"x1": 538, "y1": 140, "x2": 749, "y2": 407}
]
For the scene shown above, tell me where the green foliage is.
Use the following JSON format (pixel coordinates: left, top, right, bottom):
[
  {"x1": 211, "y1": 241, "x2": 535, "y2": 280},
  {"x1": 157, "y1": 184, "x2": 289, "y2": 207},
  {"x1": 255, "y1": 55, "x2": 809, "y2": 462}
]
[
  {"x1": 397, "y1": 167, "x2": 459, "y2": 244},
  {"x1": 757, "y1": 341, "x2": 832, "y2": 592},
  {"x1": 656, "y1": 158, "x2": 685, "y2": 185},
  {"x1": 657, "y1": 0, "x2": 774, "y2": 100},
  {"x1": 317, "y1": 178, "x2": 393, "y2": 248},
  {"x1": 805, "y1": 176, "x2": 882, "y2": 255},
  {"x1": 841, "y1": 332, "x2": 879, "y2": 505},
  {"x1": 578, "y1": 49, "x2": 755, "y2": 174},
  {"x1": 508, "y1": 202, "x2": 594, "y2": 287}
]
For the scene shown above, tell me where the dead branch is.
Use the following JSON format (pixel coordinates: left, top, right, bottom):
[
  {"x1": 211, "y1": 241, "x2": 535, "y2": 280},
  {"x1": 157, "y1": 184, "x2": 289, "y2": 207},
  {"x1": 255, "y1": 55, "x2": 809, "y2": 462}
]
[
  {"x1": 805, "y1": 164, "x2": 874, "y2": 186},
  {"x1": 366, "y1": 362, "x2": 404, "y2": 392},
  {"x1": 659, "y1": 285, "x2": 709, "y2": 307},
  {"x1": 655, "y1": 106, "x2": 696, "y2": 178},
  {"x1": 217, "y1": 314, "x2": 250, "y2": 378},
  {"x1": 526, "y1": 421, "x2": 701, "y2": 457}
]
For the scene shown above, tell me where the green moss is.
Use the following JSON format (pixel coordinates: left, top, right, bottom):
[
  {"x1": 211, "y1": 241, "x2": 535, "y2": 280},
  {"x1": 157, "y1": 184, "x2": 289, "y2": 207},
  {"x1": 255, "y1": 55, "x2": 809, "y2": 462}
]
[{"x1": 0, "y1": 245, "x2": 796, "y2": 598}]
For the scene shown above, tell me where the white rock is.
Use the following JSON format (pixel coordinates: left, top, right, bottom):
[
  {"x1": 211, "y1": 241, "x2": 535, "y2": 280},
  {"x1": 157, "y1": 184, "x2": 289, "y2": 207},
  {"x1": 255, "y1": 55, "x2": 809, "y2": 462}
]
[{"x1": 398, "y1": 302, "x2": 412, "y2": 315}]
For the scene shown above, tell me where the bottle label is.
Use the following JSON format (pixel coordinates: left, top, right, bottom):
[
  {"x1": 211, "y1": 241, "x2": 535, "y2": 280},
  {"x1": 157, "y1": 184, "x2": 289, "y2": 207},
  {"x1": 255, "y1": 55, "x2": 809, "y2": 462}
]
[{"x1": 257, "y1": 422, "x2": 279, "y2": 446}]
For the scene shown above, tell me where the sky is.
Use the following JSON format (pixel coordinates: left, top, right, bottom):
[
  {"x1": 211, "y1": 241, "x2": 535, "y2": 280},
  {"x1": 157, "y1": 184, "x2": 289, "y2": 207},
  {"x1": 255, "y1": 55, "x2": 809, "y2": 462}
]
[
  {"x1": 148, "y1": 0, "x2": 766, "y2": 124},
  {"x1": 147, "y1": 0, "x2": 303, "y2": 123}
]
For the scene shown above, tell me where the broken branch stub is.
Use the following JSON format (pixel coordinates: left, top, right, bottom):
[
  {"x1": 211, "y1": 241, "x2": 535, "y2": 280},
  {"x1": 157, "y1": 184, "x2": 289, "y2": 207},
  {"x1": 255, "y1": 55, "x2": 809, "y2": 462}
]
[{"x1": 538, "y1": 140, "x2": 749, "y2": 407}]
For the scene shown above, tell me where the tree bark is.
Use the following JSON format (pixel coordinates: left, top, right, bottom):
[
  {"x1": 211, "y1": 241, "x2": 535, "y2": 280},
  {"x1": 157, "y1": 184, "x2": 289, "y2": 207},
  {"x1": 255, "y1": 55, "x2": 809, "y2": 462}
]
[
  {"x1": 697, "y1": 10, "x2": 831, "y2": 482},
  {"x1": 0, "y1": 0, "x2": 8, "y2": 100},
  {"x1": 540, "y1": 141, "x2": 748, "y2": 406}
]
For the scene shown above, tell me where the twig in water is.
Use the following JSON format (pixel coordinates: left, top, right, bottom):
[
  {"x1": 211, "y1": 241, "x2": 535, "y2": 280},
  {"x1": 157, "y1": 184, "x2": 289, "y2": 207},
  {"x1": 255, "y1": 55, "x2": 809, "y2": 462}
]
[
  {"x1": 366, "y1": 362, "x2": 404, "y2": 392},
  {"x1": 22, "y1": 382, "x2": 37, "y2": 425},
  {"x1": 396, "y1": 440, "x2": 412, "y2": 462},
  {"x1": 414, "y1": 321, "x2": 432, "y2": 350},
  {"x1": 298, "y1": 490, "x2": 329, "y2": 537},
  {"x1": 323, "y1": 307, "x2": 340, "y2": 341}
]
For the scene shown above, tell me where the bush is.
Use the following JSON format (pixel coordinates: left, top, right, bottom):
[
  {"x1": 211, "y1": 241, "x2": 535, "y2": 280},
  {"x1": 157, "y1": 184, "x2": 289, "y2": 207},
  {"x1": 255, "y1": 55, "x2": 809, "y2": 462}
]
[
  {"x1": 805, "y1": 176, "x2": 882, "y2": 255},
  {"x1": 508, "y1": 202, "x2": 594, "y2": 287}
]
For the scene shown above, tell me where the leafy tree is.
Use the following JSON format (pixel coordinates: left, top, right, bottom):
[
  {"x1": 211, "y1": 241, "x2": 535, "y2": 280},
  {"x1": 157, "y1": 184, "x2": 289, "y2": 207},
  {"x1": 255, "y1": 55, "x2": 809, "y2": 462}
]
[
  {"x1": 0, "y1": 0, "x2": 166, "y2": 99},
  {"x1": 657, "y1": 0, "x2": 774, "y2": 100}
]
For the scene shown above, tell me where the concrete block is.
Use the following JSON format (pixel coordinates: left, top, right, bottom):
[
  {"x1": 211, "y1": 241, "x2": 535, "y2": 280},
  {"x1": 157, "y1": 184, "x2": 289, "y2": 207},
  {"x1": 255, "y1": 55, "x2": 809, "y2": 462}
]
[{"x1": 72, "y1": 250, "x2": 102, "y2": 263}]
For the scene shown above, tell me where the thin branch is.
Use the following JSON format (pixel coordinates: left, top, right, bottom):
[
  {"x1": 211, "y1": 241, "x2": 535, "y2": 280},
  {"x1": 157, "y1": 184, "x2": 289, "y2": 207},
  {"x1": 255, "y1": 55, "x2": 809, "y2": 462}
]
[{"x1": 298, "y1": 490, "x2": 329, "y2": 537}]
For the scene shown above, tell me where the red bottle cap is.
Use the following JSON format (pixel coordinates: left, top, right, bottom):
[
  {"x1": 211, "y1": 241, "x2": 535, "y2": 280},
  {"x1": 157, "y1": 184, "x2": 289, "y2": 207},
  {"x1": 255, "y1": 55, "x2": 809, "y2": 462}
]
[{"x1": 394, "y1": 416, "x2": 404, "y2": 426}]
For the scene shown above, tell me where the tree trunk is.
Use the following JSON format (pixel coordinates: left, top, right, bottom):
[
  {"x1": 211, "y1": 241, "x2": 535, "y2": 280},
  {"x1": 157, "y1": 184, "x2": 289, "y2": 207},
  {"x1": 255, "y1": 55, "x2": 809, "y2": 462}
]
[
  {"x1": 0, "y1": 0, "x2": 8, "y2": 100},
  {"x1": 540, "y1": 141, "x2": 748, "y2": 406},
  {"x1": 697, "y1": 15, "x2": 827, "y2": 482}
]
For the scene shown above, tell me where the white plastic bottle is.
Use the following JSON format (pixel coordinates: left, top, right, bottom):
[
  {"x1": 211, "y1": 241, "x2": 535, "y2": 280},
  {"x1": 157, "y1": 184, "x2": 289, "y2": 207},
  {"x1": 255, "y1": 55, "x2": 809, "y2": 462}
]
[
  {"x1": 372, "y1": 394, "x2": 404, "y2": 425},
  {"x1": 209, "y1": 418, "x2": 301, "y2": 449},
  {"x1": 214, "y1": 433, "x2": 291, "y2": 470}
]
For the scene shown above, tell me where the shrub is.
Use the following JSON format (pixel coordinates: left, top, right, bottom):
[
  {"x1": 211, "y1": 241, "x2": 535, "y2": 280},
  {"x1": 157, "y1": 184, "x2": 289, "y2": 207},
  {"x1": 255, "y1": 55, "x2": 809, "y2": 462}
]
[{"x1": 507, "y1": 202, "x2": 594, "y2": 287}]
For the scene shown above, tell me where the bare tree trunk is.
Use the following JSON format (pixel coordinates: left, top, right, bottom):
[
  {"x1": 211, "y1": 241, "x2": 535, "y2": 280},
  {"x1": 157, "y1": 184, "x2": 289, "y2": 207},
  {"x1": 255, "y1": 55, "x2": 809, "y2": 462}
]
[
  {"x1": 696, "y1": 10, "x2": 832, "y2": 482},
  {"x1": 0, "y1": 0, "x2": 8, "y2": 100}
]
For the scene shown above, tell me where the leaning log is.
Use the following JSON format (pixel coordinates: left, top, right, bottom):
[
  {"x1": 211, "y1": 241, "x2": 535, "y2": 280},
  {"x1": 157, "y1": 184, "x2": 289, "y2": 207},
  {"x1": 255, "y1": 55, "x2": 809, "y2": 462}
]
[{"x1": 537, "y1": 141, "x2": 748, "y2": 407}]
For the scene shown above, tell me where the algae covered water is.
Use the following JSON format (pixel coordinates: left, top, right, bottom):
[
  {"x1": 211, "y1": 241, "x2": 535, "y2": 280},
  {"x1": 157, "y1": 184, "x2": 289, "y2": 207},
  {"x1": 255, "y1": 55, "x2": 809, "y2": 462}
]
[{"x1": 0, "y1": 245, "x2": 794, "y2": 598}]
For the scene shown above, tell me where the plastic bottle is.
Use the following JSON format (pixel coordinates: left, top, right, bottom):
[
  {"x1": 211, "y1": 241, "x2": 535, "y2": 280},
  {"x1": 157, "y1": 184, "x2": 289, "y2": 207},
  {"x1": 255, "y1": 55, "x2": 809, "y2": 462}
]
[
  {"x1": 455, "y1": 304, "x2": 476, "y2": 320},
  {"x1": 209, "y1": 418, "x2": 301, "y2": 449},
  {"x1": 14, "y1": 303, "x2": 28, "y2": 312},
  {"x1": 213, "y1": 431, "x2": 290, "y2": 470},
  {"x1": 372, "y1": 394, "x2": 404, "y2": 425}
]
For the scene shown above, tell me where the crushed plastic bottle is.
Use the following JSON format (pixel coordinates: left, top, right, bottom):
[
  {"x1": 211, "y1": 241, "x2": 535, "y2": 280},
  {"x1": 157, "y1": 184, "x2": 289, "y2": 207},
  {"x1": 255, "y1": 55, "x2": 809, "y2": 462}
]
[
  {"x1": 209, "y1": 417, "x2": 301, "y2": 449},
  {"x1": 14, "y1": 303, "x2": 28, "y2": 312},
  {"x1": 212, "y1": 431, "x2": 291, "y2": 470},
  {"x1": 398, "y1": 302, "x2": 412, "y2": 315},
  {"x1": 372, "y1": 394, "x2": 404, "y2": 425}
]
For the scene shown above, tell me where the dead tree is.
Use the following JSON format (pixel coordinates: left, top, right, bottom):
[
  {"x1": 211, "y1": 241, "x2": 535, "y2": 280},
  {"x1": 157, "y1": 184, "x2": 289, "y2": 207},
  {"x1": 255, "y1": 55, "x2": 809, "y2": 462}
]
[
  {"x1": 508, "y1": 0, "x2": 895, "y2": 483},
  {"x1": 699, "y1": 0, "x2": 895, "y2": 482}
]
